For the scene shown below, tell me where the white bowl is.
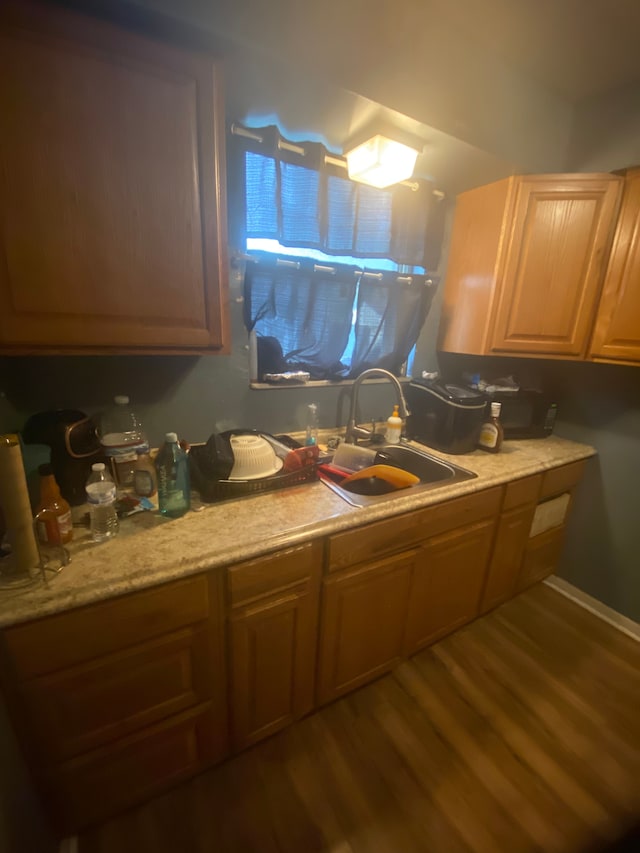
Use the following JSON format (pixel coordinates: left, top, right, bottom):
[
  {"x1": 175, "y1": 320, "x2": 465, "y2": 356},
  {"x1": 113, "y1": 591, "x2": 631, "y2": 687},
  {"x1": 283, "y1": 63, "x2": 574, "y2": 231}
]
[{"x1": 228, "y1": 435, "x2": 283, "y2": 480}]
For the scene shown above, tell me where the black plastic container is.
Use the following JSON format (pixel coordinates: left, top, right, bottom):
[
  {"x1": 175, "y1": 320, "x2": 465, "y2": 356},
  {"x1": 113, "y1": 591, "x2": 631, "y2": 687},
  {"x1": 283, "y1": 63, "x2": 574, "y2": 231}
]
[{"x1": 405, "y1": 379, "x2": 488, "y2": 454}]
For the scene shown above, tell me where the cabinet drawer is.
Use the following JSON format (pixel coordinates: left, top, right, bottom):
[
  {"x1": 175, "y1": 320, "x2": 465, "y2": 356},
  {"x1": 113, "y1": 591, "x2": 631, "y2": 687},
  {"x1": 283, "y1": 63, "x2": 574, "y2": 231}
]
[
  {"x1": 518, "y1": 527, "x2": 566, "y2": 590},
  {"x1": 4, "y1": 575, "x2": 210, "y2": 680},
  {"x1": 540, "y1": 460, "x2": 586, "y2": 500},
  {"x1": 228, "y1": 541, "x2": 322, "y2": 607},
  {"x1": 503, "y1": 474, "x2": 542, "y2": 510},
  {"x1": 328, "y1": 487, "x2": 501, "y2": 572},
  {"x1": 20, "y1": 626, "x2": 213, "y2": 763},
  {"x1": 47, "y1": 702, "x2": 221, "y2": 832}
]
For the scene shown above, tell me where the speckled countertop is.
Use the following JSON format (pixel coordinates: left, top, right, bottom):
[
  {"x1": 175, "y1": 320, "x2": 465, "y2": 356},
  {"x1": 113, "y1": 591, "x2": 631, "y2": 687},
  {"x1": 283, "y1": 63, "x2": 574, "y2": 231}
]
[{"x1": 0, "y1": 436, "x2": 595, "y2": 629}]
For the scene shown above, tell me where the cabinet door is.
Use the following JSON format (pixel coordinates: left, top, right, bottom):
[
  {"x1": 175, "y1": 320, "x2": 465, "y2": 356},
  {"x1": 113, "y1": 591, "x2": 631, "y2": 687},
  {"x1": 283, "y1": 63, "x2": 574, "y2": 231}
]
[
  {"x1": 518, "y1": 527, "x2": 566, "y2": 591},
  {"x1": 0, "y1": 1, "x2": 229, "y2": 353},
  {"x1": 490, "y1": 175, "x2": 621, "y2": 356},
  {"x1": 230, "y1": 583, "x2": 319, "y2": 750},
  {"x1": 405, "y1": 519, "x2": 495, "y2": 654},
  {"x1": 591, "y1": 169, "x2": 640, "y2": 363},
  {"x1": 480, "y1": 504, "x2": 536, "y2": 613},
  {"x1": 317, "y1": 551, "x2": 415, "y2": 705}
]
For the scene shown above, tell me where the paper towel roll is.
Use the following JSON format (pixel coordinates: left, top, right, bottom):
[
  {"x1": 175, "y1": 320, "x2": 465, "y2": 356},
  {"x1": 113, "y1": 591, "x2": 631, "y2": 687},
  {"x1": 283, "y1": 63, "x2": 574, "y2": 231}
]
[{"x1": 0, "y1": 435, "x2": 39, "y2": 574}]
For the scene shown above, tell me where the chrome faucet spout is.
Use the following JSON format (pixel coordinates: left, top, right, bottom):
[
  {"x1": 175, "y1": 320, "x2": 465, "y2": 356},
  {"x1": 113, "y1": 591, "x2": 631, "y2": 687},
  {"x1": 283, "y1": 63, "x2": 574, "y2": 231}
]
[{"x1": 345, "y1": 368, "x2": 410, "y2": 444}]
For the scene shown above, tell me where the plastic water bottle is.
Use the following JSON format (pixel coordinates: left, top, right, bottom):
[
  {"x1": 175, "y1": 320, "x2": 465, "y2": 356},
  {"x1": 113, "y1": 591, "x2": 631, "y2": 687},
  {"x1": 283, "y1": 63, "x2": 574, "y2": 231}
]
[
  {"x1": 86, "y1": 463, "x2": 119, "y2": 542},
  {"x1": 98, "y1": 396, "x2": 148, "y2": 489},
  {"x1": 155, "y1": 433, "x2": 190, "y2": 518}
]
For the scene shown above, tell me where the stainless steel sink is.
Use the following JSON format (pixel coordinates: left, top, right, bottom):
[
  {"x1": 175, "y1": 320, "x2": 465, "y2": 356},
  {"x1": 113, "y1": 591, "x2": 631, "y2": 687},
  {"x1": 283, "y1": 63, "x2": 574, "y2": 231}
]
[{"x1": 320, "y1": 442, "x2": 477, "y2": 507}]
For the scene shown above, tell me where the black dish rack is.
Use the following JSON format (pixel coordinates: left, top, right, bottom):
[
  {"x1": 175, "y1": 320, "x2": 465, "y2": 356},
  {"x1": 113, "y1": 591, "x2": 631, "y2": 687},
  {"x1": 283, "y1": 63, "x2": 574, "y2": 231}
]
[{"x1": 189, "y1": 435, "x2": 318, "y2": 504}]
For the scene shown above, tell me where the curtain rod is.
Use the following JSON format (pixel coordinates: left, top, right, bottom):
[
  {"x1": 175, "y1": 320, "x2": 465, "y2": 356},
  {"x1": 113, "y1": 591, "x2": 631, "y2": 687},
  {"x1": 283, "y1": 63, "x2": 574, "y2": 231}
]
[
  {"x1": 231, "y1": 123, "x2": 445, "y2": 198},
  {"x1": 233, "y1": 252, "x2": 431, "y2": 283}
]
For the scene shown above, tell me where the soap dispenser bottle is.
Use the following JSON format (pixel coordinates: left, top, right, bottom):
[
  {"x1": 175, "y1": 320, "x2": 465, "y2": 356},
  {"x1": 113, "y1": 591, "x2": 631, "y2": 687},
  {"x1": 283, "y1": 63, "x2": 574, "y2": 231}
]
[{"x1": 386, "y1": 405, "x2": 402, "y2": 445}]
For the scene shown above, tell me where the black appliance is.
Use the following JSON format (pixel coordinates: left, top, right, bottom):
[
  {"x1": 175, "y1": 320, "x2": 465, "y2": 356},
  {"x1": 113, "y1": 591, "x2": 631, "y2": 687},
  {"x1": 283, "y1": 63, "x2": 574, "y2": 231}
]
[
  {"x1": 482, "y1": 389, "x2": 557, "y2": 439},
  {"x1": 405, "y1": 379, "x2": 488, "y2": 454},
  {"x1": 22, "y1": 410, "x2": 105, "y2": 506}
]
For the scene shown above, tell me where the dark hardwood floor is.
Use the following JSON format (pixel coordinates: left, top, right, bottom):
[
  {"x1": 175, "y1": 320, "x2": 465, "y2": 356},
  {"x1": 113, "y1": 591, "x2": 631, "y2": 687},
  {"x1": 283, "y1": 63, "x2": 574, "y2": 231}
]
[{"x1": 79, "y1": 583, "x2": 640, "y2": 853}]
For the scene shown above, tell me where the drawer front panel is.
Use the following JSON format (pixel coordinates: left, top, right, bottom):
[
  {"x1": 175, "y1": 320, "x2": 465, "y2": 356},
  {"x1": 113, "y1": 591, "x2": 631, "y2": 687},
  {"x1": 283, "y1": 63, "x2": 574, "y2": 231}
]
[
  {"x1": 503, "y1": 474, "x2": 542, "y2": 510},
  {"x1": 228, "y1": 541, "x2": 321, "y2": 607},
  {"x1": 5, "y1": 575, "x2": 209, "y2": 680},
  {"x1": 21, "y1": 626, "x2": 213, "y2": 763},
  {"x1": 328, "y1": 487, "x2": 501, "y2": 572},
  {"x1": 540, "y1": 460, "x2": 586, "y2": 500},
  {"x1": 48, "y1": 702, "x2": 220, "y2": 832}
]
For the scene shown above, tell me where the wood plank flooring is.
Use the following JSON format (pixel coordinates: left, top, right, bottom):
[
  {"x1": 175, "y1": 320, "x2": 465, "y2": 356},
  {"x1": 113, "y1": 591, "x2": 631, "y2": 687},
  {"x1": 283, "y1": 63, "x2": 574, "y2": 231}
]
[{"x1": 79, "y1": 583, "x2": 640, "y2": 853}]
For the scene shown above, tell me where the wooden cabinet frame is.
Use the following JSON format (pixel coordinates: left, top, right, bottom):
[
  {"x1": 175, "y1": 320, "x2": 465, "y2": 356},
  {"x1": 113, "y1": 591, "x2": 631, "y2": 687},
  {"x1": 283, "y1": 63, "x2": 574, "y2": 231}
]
[{"x1": 0, "y1": 0, "x2": 230, "y2": 354}]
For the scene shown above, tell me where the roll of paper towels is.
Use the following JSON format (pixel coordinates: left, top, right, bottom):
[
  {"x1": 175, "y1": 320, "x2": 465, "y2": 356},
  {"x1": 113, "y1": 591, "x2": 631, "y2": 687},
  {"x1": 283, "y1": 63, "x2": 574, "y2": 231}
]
[{"x1": 0, "y1": 434, "x2": 39, "y2": 574}]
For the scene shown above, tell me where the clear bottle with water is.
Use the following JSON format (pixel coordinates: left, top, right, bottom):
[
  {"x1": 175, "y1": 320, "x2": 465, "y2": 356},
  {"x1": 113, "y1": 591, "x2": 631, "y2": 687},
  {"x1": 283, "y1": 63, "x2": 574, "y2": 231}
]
[
  {"x1": 86, "y1": 463, "x2": 119, "y2": 542},
  {"x1": 98, "y1": 396, "x2": 148, "y2": 489}
]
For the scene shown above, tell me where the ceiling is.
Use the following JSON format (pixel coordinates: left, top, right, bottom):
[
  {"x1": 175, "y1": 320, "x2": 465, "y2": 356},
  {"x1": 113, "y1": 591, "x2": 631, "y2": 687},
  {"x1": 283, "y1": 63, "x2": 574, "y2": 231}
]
[
  {"x1": 434, "y1": 0, "x2": 640, "y2": 101},
  {"x1": 127, "y1": 0, "x2": 640, "y2": 186}
]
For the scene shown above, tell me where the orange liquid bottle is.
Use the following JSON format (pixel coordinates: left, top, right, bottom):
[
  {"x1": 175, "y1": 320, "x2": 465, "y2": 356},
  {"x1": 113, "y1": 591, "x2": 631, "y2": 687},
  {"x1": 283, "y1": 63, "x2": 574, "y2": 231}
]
[{"x1": 35, "y1": 464, "x2": 73, "y2": 545}]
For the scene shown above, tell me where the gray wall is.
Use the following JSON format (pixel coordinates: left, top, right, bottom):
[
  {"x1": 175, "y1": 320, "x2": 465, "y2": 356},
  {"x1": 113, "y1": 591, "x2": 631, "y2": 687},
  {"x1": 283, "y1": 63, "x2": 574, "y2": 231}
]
[
  {"x1": 552, "y1": 90, "x2": 640, "y2": 621},
  {"x1": 547, "y1": 362, "x2": 640, "y2": 621},
  {"x1": 129, "y1": 0, "x2": 573, "y2": 174},
  {"x1": 568, "y1": 82, "x2": 640, "y2": 172},
  {"x1": 0, "y1": 280, "x2": 425, "y2": 448}
]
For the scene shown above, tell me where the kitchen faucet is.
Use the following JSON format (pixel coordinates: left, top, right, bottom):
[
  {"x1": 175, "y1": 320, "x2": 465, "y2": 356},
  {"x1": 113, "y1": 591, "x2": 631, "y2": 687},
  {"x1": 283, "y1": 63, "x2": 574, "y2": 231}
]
[{"x1": 345, "y1": 368, "x2": 411, "y2": 444}]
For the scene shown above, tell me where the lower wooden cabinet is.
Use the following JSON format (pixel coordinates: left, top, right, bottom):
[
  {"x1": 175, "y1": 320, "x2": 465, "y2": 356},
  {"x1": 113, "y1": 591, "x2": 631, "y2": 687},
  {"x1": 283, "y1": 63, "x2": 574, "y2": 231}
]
[
  {"x1": 0, "y1": 461, "x2": 589, "y2": 834},
  {"x1": 0, "y1": 574, "x2": 228, "y2": 834},
  {"x1": 405, "y1": 518, "x2": 496, "y2": 653},
  {"x1": 317, "y1": 550, "x2": 416, "y2": 705},
  {"x1": 518, "y1": 526, "x2": 567, "y2": 591},
  {"x1": 227, "y1": 542, "x2": 321, "y2": 750},
  {"x1": 48, "y1": 702, "x2": 220, "y2": 831},
  {"x1": 481, "y1": 502, "x2": 537, "y2": 612},
  {"x1": 20, "y1": 624, "x2": 215, "y2": 764},
  {"x1": 229, "y1": 582, "x2": 319, "y2": 750}
]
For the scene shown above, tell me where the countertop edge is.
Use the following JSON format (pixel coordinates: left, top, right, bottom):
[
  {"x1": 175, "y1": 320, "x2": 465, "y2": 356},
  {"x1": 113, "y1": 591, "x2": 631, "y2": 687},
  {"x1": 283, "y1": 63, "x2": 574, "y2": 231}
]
[{"x1": 0, "y1": 439, "x2": 596, "y2": 629}]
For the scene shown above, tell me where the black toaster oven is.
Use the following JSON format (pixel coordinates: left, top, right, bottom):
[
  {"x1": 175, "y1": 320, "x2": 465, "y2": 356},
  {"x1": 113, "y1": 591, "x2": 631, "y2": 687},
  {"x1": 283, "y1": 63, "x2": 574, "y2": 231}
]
[{"x1": 483, "y1": 389, "x2": 557, "y2": 439}]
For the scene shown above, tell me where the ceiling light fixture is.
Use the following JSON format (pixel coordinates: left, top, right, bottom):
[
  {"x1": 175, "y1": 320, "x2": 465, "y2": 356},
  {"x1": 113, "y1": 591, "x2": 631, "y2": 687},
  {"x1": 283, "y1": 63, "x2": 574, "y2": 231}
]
[{"x1": 344, "y1": 133, "x2": 420, "y2": 189}]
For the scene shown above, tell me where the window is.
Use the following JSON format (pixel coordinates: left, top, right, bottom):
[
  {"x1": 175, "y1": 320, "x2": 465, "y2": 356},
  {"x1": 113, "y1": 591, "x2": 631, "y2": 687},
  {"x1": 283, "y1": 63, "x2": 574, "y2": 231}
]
[{"x1": 231, "y1": 125, "x2": 445, "y2": 381}]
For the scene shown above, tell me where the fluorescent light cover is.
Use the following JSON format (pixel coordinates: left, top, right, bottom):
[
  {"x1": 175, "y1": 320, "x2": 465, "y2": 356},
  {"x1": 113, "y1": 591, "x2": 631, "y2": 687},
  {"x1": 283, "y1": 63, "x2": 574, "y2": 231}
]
[{"x1": 345, "y1": 134, "x2": 419, "y2": 188}]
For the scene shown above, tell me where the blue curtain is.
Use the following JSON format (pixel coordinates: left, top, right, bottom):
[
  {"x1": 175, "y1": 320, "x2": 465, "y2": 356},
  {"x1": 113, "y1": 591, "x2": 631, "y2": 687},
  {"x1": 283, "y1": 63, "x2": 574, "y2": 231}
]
[
  {"x1": 244, "y1": 254, "x2": 359, "y2": 379},
  {"x1": 238, "y1": 125, "x2": 445, "y2": 269},
  {"x1": 349, "y1": 273, "x2": 437, "y2": 377},
  {"x1": 235, "y1": 126, "x2": 444, "y2": 379}
]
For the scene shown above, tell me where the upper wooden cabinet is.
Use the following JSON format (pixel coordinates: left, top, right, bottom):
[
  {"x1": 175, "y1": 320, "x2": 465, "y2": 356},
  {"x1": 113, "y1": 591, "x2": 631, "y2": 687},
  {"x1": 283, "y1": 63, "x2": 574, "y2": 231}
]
[
  {"x1": 439, "y1": 173, "x2": 622, "y2": 358},
  {"x1": 0, "y1": 1, "x2": 229, "y2": 354},
  {"x1": 590, "y1": 168, "x2": 640, "y2": 364}
]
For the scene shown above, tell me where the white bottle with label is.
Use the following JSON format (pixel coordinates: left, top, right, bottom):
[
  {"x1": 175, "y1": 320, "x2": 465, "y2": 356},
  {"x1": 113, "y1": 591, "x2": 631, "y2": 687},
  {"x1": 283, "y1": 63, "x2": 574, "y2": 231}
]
[{"x1": 478, "y1": 402, "x2": 504, "y2": 453}]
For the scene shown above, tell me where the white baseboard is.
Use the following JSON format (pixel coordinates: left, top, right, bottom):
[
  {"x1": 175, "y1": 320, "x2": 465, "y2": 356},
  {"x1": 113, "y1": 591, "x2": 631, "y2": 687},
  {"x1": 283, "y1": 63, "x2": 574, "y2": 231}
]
[
  {"x1": 59, "y1": 836, "x2": 78, "y2": 853},
  {"x1": 544, "y1": 576, "x2": 640, "y2": 642}
]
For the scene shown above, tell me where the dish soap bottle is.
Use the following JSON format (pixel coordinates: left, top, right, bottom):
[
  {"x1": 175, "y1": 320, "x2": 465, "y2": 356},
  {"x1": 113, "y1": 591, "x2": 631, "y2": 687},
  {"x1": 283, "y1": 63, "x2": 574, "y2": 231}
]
[
  {"x1": 478, "y1": 402, "x2": 504, "y2": 453},
  {"x1": 155, "y1": 433, "x2": 190, "y2": 518},
  {"x1": 386, "y1": 405, "x2": 402, "y2": 445},
  {"x1": 305, "y1": 403, "x2": 319, "y2": 447}
]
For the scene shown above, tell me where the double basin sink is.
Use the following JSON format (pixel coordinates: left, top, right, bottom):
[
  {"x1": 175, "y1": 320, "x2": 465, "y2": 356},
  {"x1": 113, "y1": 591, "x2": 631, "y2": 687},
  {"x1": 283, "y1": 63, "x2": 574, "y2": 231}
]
[{"x1": 320, "y1": 442, "x2": 477, "y2": 507}]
